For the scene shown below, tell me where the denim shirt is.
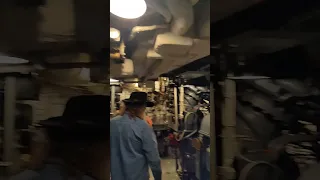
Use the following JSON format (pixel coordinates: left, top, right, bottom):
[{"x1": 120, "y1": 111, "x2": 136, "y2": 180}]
[{"x1": 110, "y1": 114, "x2": 162, "y2": 180}]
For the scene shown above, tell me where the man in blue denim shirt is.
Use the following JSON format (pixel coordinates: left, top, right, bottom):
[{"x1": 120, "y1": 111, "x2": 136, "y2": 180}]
[{"x1": 110, "y1": 92, "x2": 162, "y2": 180}]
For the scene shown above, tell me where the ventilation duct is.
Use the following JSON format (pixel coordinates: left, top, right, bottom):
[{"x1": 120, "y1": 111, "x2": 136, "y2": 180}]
[
  {"x1": 154, "y1": 33, "x2": 194, "y2": 57},
  {"x1": 145, "y1": 0, "x2": 172, "y2": 23},
  {"x1": 194, "y1": 0, "x2": 210, "y2": 38},
  {"x1": 110, "y1": 58, "x2": 134, "y2": 79},
  {"x1": 166, "y1": 0, "x2": 194, "y2": 35}
]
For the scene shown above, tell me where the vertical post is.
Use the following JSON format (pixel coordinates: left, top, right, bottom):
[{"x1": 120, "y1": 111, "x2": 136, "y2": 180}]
[
  {"x1": 179, "y1": 85, "x2": 184, "y2": 119},
  {"x1": 173, "y1": 87, "x2": 178, "y2": 131},
  {"x1": 209, "y1": 68, "x2": 217, "y2": 180},
  {"x1": 221, "y1": 78, "x2": 236, "y2": 180},
  {"x1": 3, "y1": 76, "x2": 16, "y2": 172},
  {"x1": 111, "y1": 85, "x2": 116, "y2": 115}
]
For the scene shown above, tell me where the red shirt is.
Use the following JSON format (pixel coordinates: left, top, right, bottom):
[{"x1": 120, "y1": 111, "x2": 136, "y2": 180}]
[{"x1": 145, "y1": 116, "x2": 153, "y2": 127}]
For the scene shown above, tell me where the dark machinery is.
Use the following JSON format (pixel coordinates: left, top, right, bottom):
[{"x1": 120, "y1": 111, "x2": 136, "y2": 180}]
[
  {"x1": 166, "y1": 78, "x2": 210, "y2": 180},
  {"x1": 234, "y1": 79, "x2": 320, "y2": 180}
]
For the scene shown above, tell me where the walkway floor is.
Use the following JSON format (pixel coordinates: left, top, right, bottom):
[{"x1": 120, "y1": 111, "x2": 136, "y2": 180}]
[{"x1": 149, "y1": 158, "x2": 180, "y2": 180}]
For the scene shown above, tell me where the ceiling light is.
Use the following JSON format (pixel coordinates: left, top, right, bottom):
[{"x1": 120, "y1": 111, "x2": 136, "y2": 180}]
[
  {"x1": 110, "y1": 28, "x2": 120, "y2": 39},
  {"x1": 110, "y1": 0, "x2": 147, "y2": 19},
  {"x1": 110, "y1": 78, "x2": 119, "y2": 83}
]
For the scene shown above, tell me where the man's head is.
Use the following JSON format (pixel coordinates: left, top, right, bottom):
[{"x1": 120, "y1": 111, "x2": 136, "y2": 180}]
[
  {"x1": 125, "y1": 103, "x2": 146, "y2": 119},
  {"x1": 122, "y1": 92, "x2": 154, "y2": 119}
]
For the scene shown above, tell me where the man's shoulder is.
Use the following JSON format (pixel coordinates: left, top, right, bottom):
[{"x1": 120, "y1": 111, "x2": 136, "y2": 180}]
[{"x1": 110, "y1": 115, "x2": 123, "y2": 122}]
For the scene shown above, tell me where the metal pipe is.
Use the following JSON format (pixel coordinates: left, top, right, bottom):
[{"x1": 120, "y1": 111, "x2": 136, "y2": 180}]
[
  {"x1": 0, "y1": 65, "x2": 35, "y2": 73},
  {"x1": 3, "y1": 76, "x2": 16, "y2": 173},
  {"x1": 174, "y1": 87, "x2": 178, "y2": 131},
  {"x1": 209, "y1": 72, "x2": 217, "y2": 180},
  {"x1": 179, "y1": 85, "x2": 185, "y2": 119},
  {"x1": 111, "y1": 85, "x2": 116, "y2": 115},
  {"x1": 221, "y1": 78, "x2": 236, "y2": 179}
]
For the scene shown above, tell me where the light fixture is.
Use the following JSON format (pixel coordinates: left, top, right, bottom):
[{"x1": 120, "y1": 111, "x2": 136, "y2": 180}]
[
  {"x1": 110, "y1": 78, "x2": 119, "y2": 83},
  {"x1": 110, "y1": 28, "x2": 120, "y2": 39},
  {"x1": 110, "y1": 0, "x2": 147, "y2": 19}
]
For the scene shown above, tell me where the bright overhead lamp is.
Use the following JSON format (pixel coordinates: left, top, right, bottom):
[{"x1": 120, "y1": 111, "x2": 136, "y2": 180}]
[
  {"x1": 110, "y1": 28, "x2": 120, "y2": 39},
  {"x1": 110, "y1": 0, "x2": 147, "y2": 19}
]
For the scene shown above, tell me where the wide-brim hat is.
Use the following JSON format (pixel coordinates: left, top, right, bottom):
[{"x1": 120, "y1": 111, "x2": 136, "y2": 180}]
[
  {"x1": 38, "y1": 95, "x2": 110, "y2": 130},
  {"x1": 123, "y1": 92, "x2": 154, "y2": 107}
]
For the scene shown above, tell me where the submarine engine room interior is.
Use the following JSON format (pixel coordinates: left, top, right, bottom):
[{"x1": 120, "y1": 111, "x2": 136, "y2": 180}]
[
  {"x1": 111, "y1": 1, "x2": 320, "y2": 180},
  {"x1": 0, "y1": 0, "x2": 319, "y2": 180}
]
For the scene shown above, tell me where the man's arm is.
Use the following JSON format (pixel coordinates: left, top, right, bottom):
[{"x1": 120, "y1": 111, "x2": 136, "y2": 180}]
[{"x1": 142, "y1": 125, "x2": 162, "y2": 180}]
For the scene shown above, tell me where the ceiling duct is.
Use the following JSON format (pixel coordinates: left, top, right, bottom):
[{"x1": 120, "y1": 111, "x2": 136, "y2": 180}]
[
  {"x1": 110, "y1": 59, "x2": 135, "y2": 79},
  {"x1": 194, "y1": 0, "x2": 210, "y2": 38},
  {"x1": 155, "y1": 33, "x2": 194, "y2": 57},
  {"x1": 145, "y1": 0, "x2": 172, "y2": 23},
  {"x1": 165, "y1": 0, "x2": 194, "y2": 35},
  {"x1": 145, "y1": 33, "x2": 209, "y2": 79}
]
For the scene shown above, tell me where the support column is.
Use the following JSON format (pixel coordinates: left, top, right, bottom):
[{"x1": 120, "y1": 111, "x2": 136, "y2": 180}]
[
  {"x1": 220, "y1": 78, "x2": 236, "y2": 180},
  {"x1": 3, "y1": 76, "x2": 16, "y2": 172},
  {"x1": 173, "y1": 86, "x2": 178, "y2": 131},
  {"x1": 110, "y1": 85, "x2": 116, "y2": 115},
  {"x1": 209, "y1": 66, "x2": 217, "y2": 180},
  {"x1": 179, "y1": 85, "x2": 184, "y2": 119}
]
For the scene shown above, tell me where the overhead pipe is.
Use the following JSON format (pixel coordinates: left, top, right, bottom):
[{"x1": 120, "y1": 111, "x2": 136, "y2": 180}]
[
  {"x1": 165, "y1": 0, "x2": 194, "y2": 36},
  {"x1": 130, "y1": 25, "x2": 168, "y2": 40},
  {"x1": 144, "y1": 0, "x2": 172, "y2": 23},
  {"x1": 0, "y1": 65, "x2": 35, "y2": 73}
]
